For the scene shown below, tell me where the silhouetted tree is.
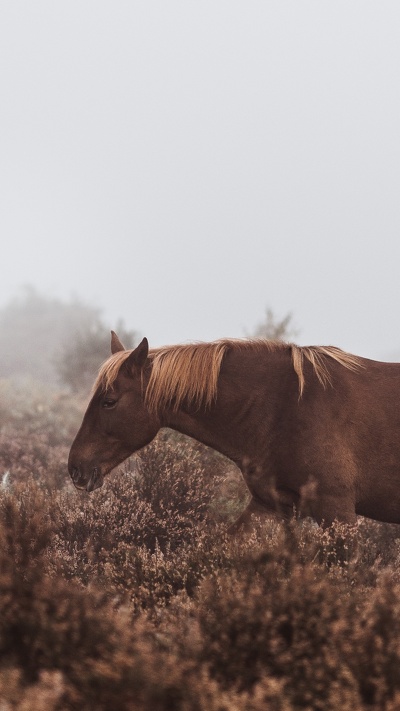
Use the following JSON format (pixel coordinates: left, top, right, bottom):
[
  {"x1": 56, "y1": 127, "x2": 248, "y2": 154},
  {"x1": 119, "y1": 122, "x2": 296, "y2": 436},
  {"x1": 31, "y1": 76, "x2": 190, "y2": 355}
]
[
  {"x1": 0, "y1": 287, "x2": 137, "y2": 389},
  {"x1": 252, "y1": 307, "x2": 298, "y2": 341},
  {"x1": 55, "y1": 320, "x2": 136, "y2": 392}
]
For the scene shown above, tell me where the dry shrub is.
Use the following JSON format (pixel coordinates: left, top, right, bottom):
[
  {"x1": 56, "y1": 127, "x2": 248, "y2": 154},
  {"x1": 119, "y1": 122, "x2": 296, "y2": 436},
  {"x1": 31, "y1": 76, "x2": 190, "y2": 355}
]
[
  {"x1": 0, "y1": 488, "x2": 121, "y2": 681},
  {"x1": 49, "y1": 430, "x2": 235, "y2": 609},
  {"x1": 0, "y1": 380, "x2": 83, "y2": 494},
  {"x1": 0, "y1": 378, "x2": 83, "y2": 444},
  {"x1": 346, "y1": 576, "x2": 400, "y2": 707},
  {"x1": 3, "y1": 384, "x2": 400, "y2": 709},
  {"x1": 132, "y1": 428, "x2": 229, "y2": 529},
  {"x1": 55, "y1": 429, "x2": 227, "y2": 552},
  {"x1": 177, "y1": 520, "x2": 400, "y2": 710},
  {"x1": 0, "y1": 486, "x2": 233, "y2": 711},
  {"x1": 0, "y1": 669, "x2": 66, "y2": 711},
  {"x1": 0, "y1": 429, "x2": 69, "y2": 492},
  {"x1": 195, "y1": 559, "x2": 361, "y2": 708},
  {"x1": 3, "y1": 469, "x2": 400, "y2": 709},
  {"x1": 353, "y1": 518, "x2": 400, "y2": 583}
]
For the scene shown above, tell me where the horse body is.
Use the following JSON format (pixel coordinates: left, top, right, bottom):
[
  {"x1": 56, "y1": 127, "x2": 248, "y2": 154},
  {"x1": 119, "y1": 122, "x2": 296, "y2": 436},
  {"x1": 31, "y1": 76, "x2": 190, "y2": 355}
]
[{"x1": 68, "y1": 333, "x2": 400, "y2": 529}]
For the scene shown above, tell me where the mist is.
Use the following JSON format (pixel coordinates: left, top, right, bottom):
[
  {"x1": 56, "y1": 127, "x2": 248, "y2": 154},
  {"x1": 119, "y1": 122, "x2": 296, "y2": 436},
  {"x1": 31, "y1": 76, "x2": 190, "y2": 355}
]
[{"x1": 1, "y1": 3, "x2": 400, "y2": 359}]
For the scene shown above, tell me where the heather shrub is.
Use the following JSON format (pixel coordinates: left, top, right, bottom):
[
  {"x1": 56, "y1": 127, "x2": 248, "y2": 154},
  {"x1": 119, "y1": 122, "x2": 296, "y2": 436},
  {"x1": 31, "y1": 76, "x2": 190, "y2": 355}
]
[
  {"x1": 131, "y1": 428, "x2": 228, "y2": 527},
  {"x1": 0, "y1": 486, "x2": 229, "y2": 711},
  {"x1": 0, "y1": 488, "x2": 118, "y2": 680},
  {"x1": 3, "y1": 469, "x2": 400, "y2": 709},
  {"x1": 0, "y1": 669, "x2": 66, "y2": 711},
  {"x1": 0, "y1": 429, "x2": 69, "y2": 493},
  {"x1": 0, "y1": 378, "x2": 83, "y2": 494},
  {"x1": 181, "y1": 520, "x2": 400, "y2": 710},
  {"x1": 195, "y1": 557, "x2": 360, "y2": 707},
  {"x1": 353, "y1": 518, "x2": 400, "y2": 583},
  {"x1": 0, "y1": 377, "x2": 83, "y2": 444},
  {"x1": 3, "y1": 379, "x2": 400, "y2": 709},
  {"x1": 53, "y1": 429, "x2": 228, "y2": 553},
  {"x1": 49, "y1": 432, "x2": 240, "y2": 609},
  {"x1": 345, "y1": 577, "x2": 400, "y2": 707}
]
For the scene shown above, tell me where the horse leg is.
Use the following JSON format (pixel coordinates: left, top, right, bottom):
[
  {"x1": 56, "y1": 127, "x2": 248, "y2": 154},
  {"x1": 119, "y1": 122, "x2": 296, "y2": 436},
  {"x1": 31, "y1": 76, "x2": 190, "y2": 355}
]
[
  {"x1": 302, "y1": 486, "x2": 358, "y2": 566},
  {"x1": 228, "y1": 496, "x2": 278, "y2": 534},
  {"x1": 308, "y1": 488, "x2": 357, "y2": 528}
]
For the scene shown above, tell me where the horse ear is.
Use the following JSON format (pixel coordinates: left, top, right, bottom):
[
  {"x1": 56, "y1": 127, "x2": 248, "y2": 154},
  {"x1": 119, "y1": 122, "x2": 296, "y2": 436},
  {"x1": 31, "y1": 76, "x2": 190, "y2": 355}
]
[
  {"x1": 125, "y1": 337, "x2": 149, "y2": 370},
  {"x1": 111, "y1": 331, "x2": 126, "y2": 354}
]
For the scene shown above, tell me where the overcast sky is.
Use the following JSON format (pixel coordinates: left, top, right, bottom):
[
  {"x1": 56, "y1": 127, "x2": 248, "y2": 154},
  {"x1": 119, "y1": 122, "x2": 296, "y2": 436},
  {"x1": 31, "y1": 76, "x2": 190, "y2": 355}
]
[{"x1": 1, "y1": 2, "x2": 400, "y2": 360}]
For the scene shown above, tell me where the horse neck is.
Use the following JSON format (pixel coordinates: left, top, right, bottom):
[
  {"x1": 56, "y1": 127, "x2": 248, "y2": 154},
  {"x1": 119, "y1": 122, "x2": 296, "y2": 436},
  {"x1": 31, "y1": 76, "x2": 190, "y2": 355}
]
[
  {"x1": 162, "y1": 403, "x2": 240, "y2": 463},
  {"x1": 159, "y1": 345, "x2": 297, "y2": 466},
  {"x1": 158, "y1": 348, "x2": 279, "y2": 464}
]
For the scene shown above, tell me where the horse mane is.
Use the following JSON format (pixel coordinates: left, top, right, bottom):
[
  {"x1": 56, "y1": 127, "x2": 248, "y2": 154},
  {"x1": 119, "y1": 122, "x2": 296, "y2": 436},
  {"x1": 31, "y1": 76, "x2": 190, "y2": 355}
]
[{"x1": 94, "y1": 339, "x2": 362, "y2": 412}]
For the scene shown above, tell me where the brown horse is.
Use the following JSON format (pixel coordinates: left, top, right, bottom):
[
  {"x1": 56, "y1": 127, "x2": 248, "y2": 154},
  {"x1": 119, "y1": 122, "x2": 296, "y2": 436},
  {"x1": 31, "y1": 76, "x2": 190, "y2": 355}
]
[{"x1": 68, "y1": 331, "x2": 400, "y2": 529}]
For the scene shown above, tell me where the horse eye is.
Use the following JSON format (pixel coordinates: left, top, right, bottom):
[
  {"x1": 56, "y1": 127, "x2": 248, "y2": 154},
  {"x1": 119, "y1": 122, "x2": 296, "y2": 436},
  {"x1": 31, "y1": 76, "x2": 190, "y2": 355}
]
[{"x1": 102, "y1": 398, "x2": 117, "y2": 409}]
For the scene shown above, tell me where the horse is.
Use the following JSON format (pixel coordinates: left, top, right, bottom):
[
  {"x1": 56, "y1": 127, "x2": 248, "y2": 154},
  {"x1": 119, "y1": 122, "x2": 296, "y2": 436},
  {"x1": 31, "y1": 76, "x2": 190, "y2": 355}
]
[{"x1": 68, "y1": 331, "x2": 400, "y2": 530}]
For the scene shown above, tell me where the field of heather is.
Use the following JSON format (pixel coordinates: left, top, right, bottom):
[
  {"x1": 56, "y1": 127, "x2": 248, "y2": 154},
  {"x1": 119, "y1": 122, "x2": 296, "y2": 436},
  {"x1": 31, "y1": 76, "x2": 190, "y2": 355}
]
[{"x1": 2, "y1": 379, "x2": 400, "y2": 710}]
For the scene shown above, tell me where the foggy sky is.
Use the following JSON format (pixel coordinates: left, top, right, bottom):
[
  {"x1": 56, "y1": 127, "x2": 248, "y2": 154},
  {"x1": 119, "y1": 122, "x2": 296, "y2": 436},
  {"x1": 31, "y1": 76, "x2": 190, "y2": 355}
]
[{"x1": 1, "y1": 2, "x2": 400, "y2": 360}]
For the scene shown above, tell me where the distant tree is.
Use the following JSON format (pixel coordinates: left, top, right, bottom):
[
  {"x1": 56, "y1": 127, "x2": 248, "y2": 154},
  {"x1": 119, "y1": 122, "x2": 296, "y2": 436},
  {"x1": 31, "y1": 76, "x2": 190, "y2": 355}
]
[
  {"x1": 251, "y1": 307, "x2": 298, "y2": 341},
  {"x1": 55, "y1": 320, "x2": 136, "y2": 392},
  {"x1": 0, "y1": 286, "x2": 137, "y2": 389}
]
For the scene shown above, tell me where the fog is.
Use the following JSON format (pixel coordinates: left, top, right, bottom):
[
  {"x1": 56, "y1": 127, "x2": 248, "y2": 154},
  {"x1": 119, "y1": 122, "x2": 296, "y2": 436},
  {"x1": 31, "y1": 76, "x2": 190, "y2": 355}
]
[{"x1": 1, "y1": 2, "x2": 400, "y2": 360}]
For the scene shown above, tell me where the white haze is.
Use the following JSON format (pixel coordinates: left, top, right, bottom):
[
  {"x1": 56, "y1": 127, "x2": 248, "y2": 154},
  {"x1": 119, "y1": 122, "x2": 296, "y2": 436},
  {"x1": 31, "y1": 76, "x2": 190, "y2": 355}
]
[{"x1": 1, "y1": 2, "x2": 400, "y2": 360}]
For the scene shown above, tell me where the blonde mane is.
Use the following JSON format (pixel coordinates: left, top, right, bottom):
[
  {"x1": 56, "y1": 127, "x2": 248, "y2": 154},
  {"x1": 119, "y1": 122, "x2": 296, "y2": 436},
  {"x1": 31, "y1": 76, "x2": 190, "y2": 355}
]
[{"x1": 94, "y1": 339, "x2": 362, "y2": 413}]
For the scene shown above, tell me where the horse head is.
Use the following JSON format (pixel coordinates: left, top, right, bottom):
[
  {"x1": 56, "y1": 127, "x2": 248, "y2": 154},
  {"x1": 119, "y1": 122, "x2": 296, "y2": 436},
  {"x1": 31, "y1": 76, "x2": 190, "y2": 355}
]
[{"x1": 68, "y1": 333, "x2": 160, "y2": 492}]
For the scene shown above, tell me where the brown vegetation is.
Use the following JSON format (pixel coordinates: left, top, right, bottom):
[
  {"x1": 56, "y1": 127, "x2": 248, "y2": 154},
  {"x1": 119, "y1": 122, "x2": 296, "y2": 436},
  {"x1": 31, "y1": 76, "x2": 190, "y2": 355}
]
[{"x1": 2, "y1": 380, "x2": 400, "y2": 709}]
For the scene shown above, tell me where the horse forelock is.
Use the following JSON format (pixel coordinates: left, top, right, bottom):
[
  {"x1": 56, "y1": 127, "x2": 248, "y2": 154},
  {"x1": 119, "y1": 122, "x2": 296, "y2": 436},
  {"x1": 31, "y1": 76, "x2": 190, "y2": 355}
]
[
  {"x1": 92, "y1": 339, "x2": 363, "y2": 408},
  {"x1": 93, "y1": 350, "x2": 134, "y2": 393}
]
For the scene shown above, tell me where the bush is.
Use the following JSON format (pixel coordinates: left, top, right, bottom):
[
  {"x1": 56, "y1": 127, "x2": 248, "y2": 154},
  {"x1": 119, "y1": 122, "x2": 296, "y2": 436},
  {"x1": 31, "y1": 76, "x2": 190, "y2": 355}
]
[{"x1": 3, "y1": 380, "x2": 400, "y2": 709}]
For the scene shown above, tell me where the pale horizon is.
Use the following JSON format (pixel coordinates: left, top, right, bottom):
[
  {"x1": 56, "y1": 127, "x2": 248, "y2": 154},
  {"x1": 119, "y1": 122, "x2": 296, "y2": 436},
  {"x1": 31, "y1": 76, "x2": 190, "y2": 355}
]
[{"x1": 2, "y1": 2, "x2": 400, "y2": 361}]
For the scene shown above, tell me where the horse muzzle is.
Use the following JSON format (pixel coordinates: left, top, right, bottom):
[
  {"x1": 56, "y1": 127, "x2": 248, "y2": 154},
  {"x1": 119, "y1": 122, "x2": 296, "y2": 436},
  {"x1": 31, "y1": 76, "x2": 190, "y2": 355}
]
[{"x1": 70, "y1": 465, "x2": 104, "y2": 493}]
